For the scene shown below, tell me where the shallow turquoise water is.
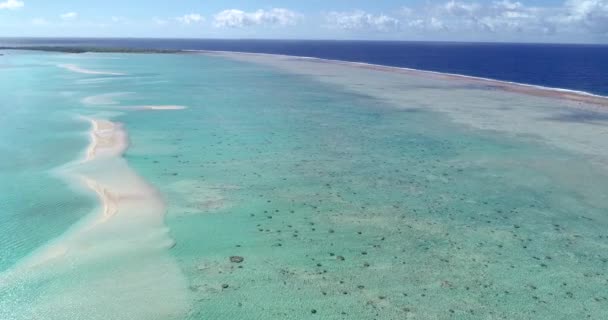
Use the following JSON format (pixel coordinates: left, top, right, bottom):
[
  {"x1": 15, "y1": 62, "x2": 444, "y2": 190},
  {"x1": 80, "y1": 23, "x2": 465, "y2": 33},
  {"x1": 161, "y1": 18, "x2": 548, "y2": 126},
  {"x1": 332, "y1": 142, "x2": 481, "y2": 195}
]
[
  {"x1": 0, "y1": 51, "x2": 94, "y2": 272},
  {"x1": 1, "y1": 51, "x2": 607, "y2": 319}
]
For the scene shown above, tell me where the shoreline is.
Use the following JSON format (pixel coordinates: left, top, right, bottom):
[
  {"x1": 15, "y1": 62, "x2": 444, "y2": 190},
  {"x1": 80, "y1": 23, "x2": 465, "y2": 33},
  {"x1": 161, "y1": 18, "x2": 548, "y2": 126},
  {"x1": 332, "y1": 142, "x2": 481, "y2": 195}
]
[
  {"x1": 0, "y1": 117, "x2": 133, "y2": 270},
  {"x1": 80, "y1": 118, "x2": 125, "y2": 224},
  {"x1": 0, "y1": 117, "x2": 189, "y2": 319},
  {"x1": 84, "y1": 118, "x2": 128, "y2": 161},
  {"x1": 195, "y1": 50, "x2": 608, "y2": 108}
]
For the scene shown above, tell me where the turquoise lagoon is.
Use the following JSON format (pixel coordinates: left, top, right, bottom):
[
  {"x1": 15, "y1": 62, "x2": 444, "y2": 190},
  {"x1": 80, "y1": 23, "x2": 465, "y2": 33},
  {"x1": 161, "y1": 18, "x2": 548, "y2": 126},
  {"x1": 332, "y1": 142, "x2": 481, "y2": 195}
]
[{"x1": 0, "y1": 50, "x2": 607, "y2": 319}]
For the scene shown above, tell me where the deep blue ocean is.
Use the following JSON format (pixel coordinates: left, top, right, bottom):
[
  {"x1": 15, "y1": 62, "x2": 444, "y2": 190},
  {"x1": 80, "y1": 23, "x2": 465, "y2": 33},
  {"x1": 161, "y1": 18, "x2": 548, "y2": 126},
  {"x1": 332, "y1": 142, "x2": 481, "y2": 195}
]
[{"x1": 2, "y1": 38, "x2": 608, "y2": 96}]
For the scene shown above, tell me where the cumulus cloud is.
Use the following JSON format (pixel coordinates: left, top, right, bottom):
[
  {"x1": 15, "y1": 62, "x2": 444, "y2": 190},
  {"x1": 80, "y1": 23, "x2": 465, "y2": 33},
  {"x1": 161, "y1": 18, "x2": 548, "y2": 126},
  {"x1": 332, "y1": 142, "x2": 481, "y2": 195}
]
[
  {"x1": 31, "y1": 18, "x2": 47, "y2": 25},
  {"x1": 408, "y1": 17, "x2": 448, "y2": 31},
  {"x1": 176, "y1": 13, "x2": 204, "y2": 25},
  {"x1": 0, "y1": 0, "x2": 23, "y2": 10},
  {"x1": 427, "y1": 0, "x2": 608, "y2": 35},
  {"x1": 494, "y1": 0, "x2": 524, "y2": 11},
  {"x1": 325, "y1": 10, "x2": 400, "y2": 32},
  {"x1": 443, "y1": 0, "x2": 481, "y2": 17},
  {"x1": 213, "y1": 8, "x2": 299, "y2": 28},
  {"x1": 60, "y1": 12, "x2": 78, "y2": 20},
  {"x1": 111, "y1": 16, "x2": 129, "y2": 24},
  {"x1": 470, "y1": 2, "x2": 544, "y2": 33},
  {"x1": 319, "y1": 1, "x2": 608, "y2": 39},
  {"x1": 153, "y1": 17, "x2": 168, "y2": 26},
  {"x1": 562, "y1": 0, "x2": 608, "y2": 34},
  {"x1": 435, "y1": 0, "x2": 530, "y2": 32}
]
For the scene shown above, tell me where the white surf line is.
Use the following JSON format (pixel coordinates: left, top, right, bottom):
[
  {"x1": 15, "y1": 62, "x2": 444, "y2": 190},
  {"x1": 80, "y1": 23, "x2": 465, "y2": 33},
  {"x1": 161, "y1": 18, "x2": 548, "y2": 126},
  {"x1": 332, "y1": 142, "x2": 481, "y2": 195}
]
[
  {"x1": 58, "y1": 63, "x2": 127, "y2": 76},
  {"x1": 0, "y1": 117, "x2": 189, "y2": 320},
  {"x1": 195, "y1": 49, "x2": 608, "y2": 107}
]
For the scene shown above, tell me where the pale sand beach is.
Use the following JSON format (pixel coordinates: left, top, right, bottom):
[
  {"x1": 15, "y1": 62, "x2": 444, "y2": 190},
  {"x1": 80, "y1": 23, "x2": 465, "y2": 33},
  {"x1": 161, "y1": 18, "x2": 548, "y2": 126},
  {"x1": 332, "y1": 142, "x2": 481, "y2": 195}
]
[
  {"x1": 132, "y1": 105, "x2": 188, "y2": 110},
  {"x1": 82, "y1": 176, "x2": 118, "y2": 224},
  {"x1": 0, "y1": 117, "x2": 189, "y2": 320},
  {"x1": 58, "y1": 63, "x2": 126, "y2": 76},
  {"x1": 84, "y1": 118, "x2": 128, "y2": 161}
]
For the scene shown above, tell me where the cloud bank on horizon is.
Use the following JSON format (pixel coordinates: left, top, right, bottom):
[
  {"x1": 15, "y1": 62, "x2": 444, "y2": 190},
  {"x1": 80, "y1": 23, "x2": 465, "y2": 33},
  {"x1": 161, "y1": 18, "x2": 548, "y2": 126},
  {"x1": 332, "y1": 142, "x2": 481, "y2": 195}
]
[{"x1": 0, "y1": 0, "x2": 607, "y2": 43}]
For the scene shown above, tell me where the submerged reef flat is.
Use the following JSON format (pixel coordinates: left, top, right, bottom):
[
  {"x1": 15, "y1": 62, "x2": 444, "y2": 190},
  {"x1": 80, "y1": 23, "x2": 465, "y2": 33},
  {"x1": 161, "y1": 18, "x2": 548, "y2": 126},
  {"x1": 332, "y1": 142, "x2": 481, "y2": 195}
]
[
  {"x1": 1, "y1": 50, "x2": 608, "y2": 320},
  {"x1": 211, "y1": 51, "x2": 608, "y2": 168}
]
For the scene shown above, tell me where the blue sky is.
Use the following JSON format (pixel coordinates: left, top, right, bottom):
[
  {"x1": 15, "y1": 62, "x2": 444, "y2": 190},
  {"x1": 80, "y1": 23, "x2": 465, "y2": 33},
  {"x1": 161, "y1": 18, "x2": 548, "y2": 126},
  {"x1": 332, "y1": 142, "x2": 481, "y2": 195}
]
[{"x1": 0, "y1": 0, "x2": 607, "y2": 43}]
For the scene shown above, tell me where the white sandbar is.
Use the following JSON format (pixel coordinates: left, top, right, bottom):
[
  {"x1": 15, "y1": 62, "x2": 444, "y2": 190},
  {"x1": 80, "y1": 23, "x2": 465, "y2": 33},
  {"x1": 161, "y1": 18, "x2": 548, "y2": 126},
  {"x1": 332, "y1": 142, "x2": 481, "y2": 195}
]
[
  {"x1": 58, "y1": 64, "x2": 126, "y2": 76},
  {"x1": 0, "y1": 118, "x2": 189, "y2": 320}
]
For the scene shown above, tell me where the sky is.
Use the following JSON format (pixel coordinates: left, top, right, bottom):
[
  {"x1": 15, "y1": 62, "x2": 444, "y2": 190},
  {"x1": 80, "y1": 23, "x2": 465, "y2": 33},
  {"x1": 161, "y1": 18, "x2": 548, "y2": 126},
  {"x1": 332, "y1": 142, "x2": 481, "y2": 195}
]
[{"x1": 0, "y1": 0, "x2": 607, "y2": 43}]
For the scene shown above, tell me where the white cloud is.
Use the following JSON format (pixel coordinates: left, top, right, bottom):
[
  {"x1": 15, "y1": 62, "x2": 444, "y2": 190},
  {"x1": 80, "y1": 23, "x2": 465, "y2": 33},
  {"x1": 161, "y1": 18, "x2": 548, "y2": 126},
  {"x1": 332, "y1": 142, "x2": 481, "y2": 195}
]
[
  {"x1": 407, "y1": 17, "x2": 447, "y2": 31},
  {"x1": 214, "y1": 8, "x2": 299, "y2": 28},
  {"x1": 176, "y1": 13, "x2": 204, "y2": 25},
  {"x1": 426, "y1": 0, "x2": 608, "y2": 36},
  {"x1": 400, "y1": 6, "x2": 414, "y2": 17},
  {"x1": 60, "y1": 12, "x2": 78, "y2": 20},
  {"x1": 472, "y1": 3, "x2": 542, "y2": 33},
  {"x1": 31, "y1": 18, "x2": 47, "y2": 26},
  {"x1": 322, "y1": 1, "x2": 608, "y2": 38},
  {"x1": 562, "y1": 0, "x2": 608, "y2": 34},
  {"x1": 111, "y1": 16, "x2": 129, "y2": 24},
  {"x1": 392, "y1": 1, "x2": 558, "y2": 35},
  {"x1": 326, "y1": 10, "x2": 400, "y2": 32},
  {"x1": 430, "y1": 17, "x2": 448, "y2": 30},
  {"x1": 494, "y1": 0, "x2": 524, "y2": 11},
  {"x1": 153, "y1": 17, "x2": 168, "y2": 26},
  {"x1": 444, "y1": 1, "x2": 481, "y2": 17},
  {"x1": 0, "y1": 0, "x2": 23, "y2": 10}
]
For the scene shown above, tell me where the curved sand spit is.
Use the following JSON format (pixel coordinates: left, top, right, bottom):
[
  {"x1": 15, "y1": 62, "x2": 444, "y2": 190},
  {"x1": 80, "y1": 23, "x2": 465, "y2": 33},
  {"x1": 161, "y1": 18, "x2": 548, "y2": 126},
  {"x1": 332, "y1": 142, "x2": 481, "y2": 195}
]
[{"x1": 0, "y1": 118, "x2": 189, "y2": 320}]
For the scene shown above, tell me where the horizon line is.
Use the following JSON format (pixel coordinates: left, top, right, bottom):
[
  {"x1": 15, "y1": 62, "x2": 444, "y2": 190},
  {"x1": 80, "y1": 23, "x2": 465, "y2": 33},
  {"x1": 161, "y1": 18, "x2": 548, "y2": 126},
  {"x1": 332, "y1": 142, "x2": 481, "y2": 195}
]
[{"x1": 1, "y1": 36, "x2": 607, "y2": 47}]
